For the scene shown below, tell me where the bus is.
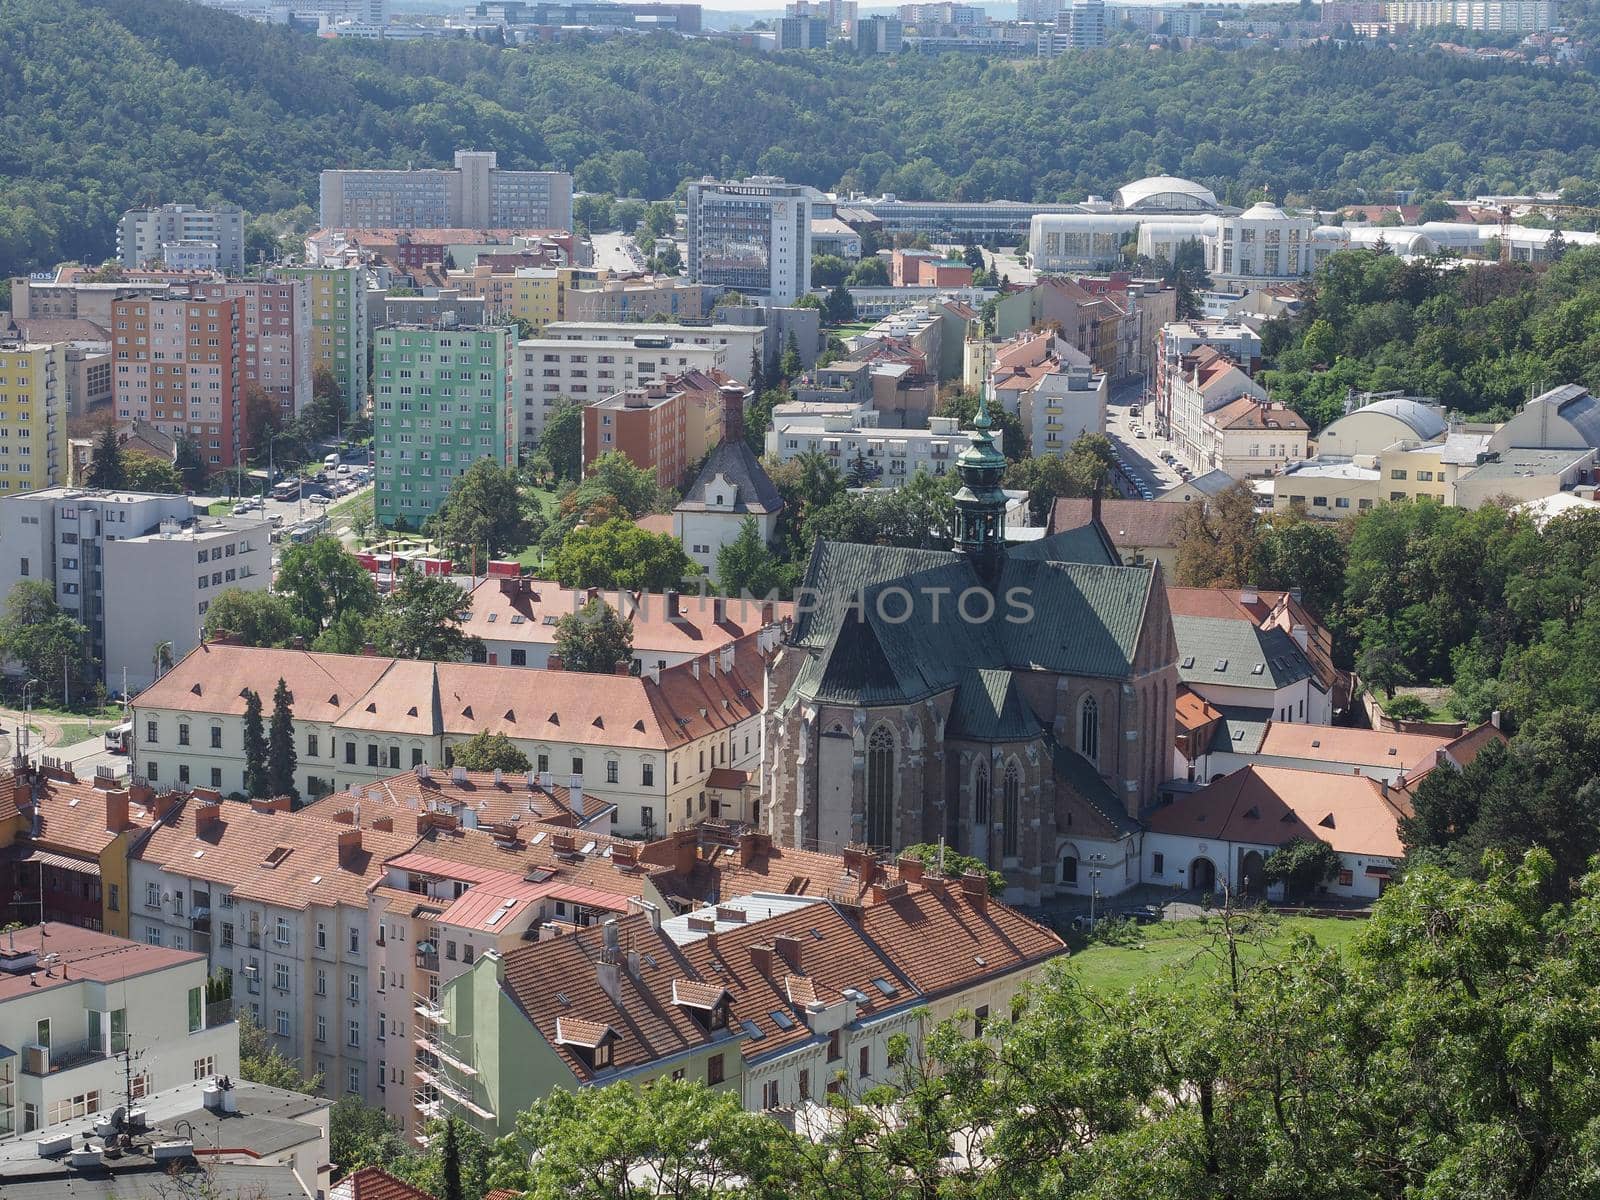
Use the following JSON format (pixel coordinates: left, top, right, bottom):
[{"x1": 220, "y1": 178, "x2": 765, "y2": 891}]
[{"x1": 104, "y1": 721, "x2": 132, "y2": 754}]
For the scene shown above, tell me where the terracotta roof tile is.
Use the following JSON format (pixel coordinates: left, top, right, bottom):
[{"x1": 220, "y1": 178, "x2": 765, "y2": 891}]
[
  {"x1": 1256, "y1": 723, "x2": 1451, "y2": 771},
  {"x1": 0, "y1": 923, "x2": 203, "y2": 1003},
  {"x1": 306, "y1": 767, "x2": 600, "y2": 829},
  {"x1": 331, "y1": 1165, "x2": 437, "y2": 1200},
  {"x1": 1050, "y1": 497, "x2": 1192, "y2": 549},
  {"x1": 857, "y1": 887, "x2": 1065, "y2": 997}
]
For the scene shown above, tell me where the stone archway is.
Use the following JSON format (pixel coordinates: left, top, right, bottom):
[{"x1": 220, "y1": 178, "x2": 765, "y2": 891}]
[{"x1": 1190, "y1": 856, "x2": 1217, "y2": 892}]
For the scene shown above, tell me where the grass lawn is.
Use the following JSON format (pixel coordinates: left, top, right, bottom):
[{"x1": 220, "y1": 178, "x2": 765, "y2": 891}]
[
  {"x1": 1070, "y1": 915, "x2": 1368, "y2": 997},
  {"x1": 54, "y1": 721, "x2": 115, "y2": 746},
  {"x1": 526, "y1": 485, "x2": 558, "y2": 517}
]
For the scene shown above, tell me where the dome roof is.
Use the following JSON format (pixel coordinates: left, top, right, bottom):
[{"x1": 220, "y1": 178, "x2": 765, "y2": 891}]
[
  {"x1": 1239, "y1": 201, "x2": 1287, "y2": 220},
  {"x1": 1114, "y1": 175, "x2": 1219, "y2": 212},
  {"x1": 1345, "y1": 398, "x2": 1448, "y2": 441}
]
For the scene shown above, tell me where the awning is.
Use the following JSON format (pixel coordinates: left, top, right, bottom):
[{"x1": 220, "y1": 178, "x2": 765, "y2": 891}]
[
  {"x1": 1364, "y1": 865, "x2": 1392, "y2": 878},
  {"x1": 0, "y1": 848, "x2": 99, "y2": 875}
]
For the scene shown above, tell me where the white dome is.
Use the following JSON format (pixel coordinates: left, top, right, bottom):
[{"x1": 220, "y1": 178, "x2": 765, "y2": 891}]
[
  {"x1": 1239, "y1": 201, "x2": 1287, "y2": 220},
  {"x1": 1114, "y1": 175, "x2": 1219, "y2": 212}
]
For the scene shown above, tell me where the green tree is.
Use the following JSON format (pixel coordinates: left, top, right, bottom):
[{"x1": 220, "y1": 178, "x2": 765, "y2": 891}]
[
  {"x1": 329, "y1": 1095, "x2": 408, "y2": 1176},
  {"x1": 242, "y1": 688, "x2": 268, "y2": 798},
  {"x1": 440, "y1": 1116, "x2": 464, "y2": 1200},
  {"x1": 1258, "y1": 837, "x2": 1341, "y2": 899},
  {"x1": 823, "y1": 282, "x2": 856, "y2": 325},
  {"x1": 899, "y1": 841, "x2": 1004, "y2": 895},
  {"x1": 810, "y1": 254, "x2": 849, "y2": 287},
  {"x1": 716, "y1": 517, "x2": 784, "y2": 599},
  {"x1": 1004, "y1": 432, "x2": 1117, "y2": 523},
  {"x1": 1173, "y1": 481, "x2": 1263, "y2": 587},
  {"x1": 365, "y1": 569, "x2": 483, "y2": 662},
  {"x1": 846, "y1": 256, "x2": 888, "y2": 287},
  {"x1": 540, "y1": 399, "x2": 584, "y2": 483},
  {"x1": 780, "y1": 330, "x2": 803, "y2": 380},
  {"x1": 121, "y1": 451, "x2": 184, "y2": 494},
  {"x1": 488, "y1": 1080, "x2": 791, "y2": 1200},
  {"x1": 553, "y1": 597, "x2": 635, "y2": 674},
  {"x1": 0, "y1": 580, "x2": 95, "y2": 697},
  {"x1": 548, "y1": 519, "x2": 696, "y2": 591},
  {"x1": 86, "y1": 425, "x2": 124, "y2": 489},
  {"x1": 275, "y1": 536, "x2": 378, "y2": 635},
  {"x1": 267, "y1": 677, "x2": 297, "y2": 801},
  {"x1": 449, "y1": 731, "x2": 532, "y2": 773},
  {"x1": 1254, "y1": 511, "x2": 1347, "y2": 619},
  {"x1": 239, "y1": 1010, "x2": 321, "y2": 1092},
  {"x1": 937, "y1": 390, "x2": 1026, "y2": 462},
  {"x1": 427, "y1": 458, "x2": 542, "y2": 562},
  {"x1": 201, "y1": 589, "x2": 299, "y2": 648}
]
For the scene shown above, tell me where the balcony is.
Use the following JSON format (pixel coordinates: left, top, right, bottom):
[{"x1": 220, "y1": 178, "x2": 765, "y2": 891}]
[
  {"x1": 22, "y1": 1038, "x2": 109, "y2": 1077},
  {"x1": 206, "y1": 1000, "x2": 236, "y2": 1028}
]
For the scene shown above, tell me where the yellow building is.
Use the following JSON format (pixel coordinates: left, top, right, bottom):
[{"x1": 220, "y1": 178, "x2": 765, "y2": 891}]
[{"x1": 0, "y1": 339, "x2": 68, "y2": 493}]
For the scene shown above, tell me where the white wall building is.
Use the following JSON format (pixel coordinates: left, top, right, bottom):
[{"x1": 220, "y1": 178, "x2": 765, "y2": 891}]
[
  {"x1": 319, "y1": 150, "x2": 573, "y2": 231},
  {"x1": 764, "y1": 405, "x2": 987, "y2": 484},
  {"x1": 685, "y1": 177, "x2": 822, "y2": 306},
  {"x1": 539, "y1": 322, "x2": 765, "y2": 385},
  {"x1": 117, "y1": 204, "x2": 245, "y2": 274},
  {"x1": 514, "y1": 337, "x2": 725, "y2": 446}
]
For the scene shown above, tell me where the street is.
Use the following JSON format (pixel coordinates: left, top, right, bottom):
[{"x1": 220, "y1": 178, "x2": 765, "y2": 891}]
[
  {"x1": 1105, "y1": 378, "x2": 1184, "y2": 497},
  {"x1": 589, "y1": 231, "x2": 646, "y2": 275}
]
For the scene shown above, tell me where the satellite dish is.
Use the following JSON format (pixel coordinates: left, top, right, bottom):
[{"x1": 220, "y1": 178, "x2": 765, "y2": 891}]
[{"x1": 111, "y1": 1106, "x2": 126, "y2": 1129}]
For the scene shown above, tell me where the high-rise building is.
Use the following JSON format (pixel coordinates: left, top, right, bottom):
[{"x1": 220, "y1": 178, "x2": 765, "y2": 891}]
[
  {"x1": 117, "y1": 204, "x2": 246, "y2": 274},
  {"x1": 853, "y1": 12, "x2": 904, "y2": 49},
  {"x1": 685, "y1": 177, "x2": 821, "y2": 306},
  {"x1": 0, "y1": 339, "x2": 68, "y2": 494},
  {"x1": 372, "y1": 322, "x2": 513, "y2": 528},
  {"x1": 319, "y1": 150, "x2": 574, "y2": 231},
  {"x1": 276, "y1": 265, "x2": 369, "y2": 416},
  {"x1": 190, "y1": 278, "x2": 314, "y2": 419},
  {"x1": 1068, "y1": 0, "x2": 1107, "y2": 44},
  {"x1": 777, "y1": 13, "x2": 830, "y2": 46},
  {"x1": 1383, "y1": 0, "x2": 1551, "y2": 29},
  {"x1": 110, "y1": 292, "x2": 246, "y2": 468}
]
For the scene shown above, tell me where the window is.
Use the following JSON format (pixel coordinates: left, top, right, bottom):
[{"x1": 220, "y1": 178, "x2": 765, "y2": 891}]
[
  {"x1": 307, "y1": 733, "x2": 318, "y2": 758},
  {"x1": 146, "y1": 720, "x2": 158, "y2": 745},
  {"x1": 275, "y1": 1010, "x2": 290, "y2": 1037},
  {"x1": 1002, "y1": 763, "x2": 1021, "y2": 858},
  {"x1": 798, "y1": 1069, "x2": 810, "y2": 1101},
  {"x1": 974, "y1": 762, "x2": 990, "y2": 828},
  {"x1": 974, "y1": 1005, "x2": 989, "y2": 1037},
  {"x1": 35, "y1": 1018, "x2": 50, "y2": 1049},
  {"x1": 316, "y1": 1015, "x2": 327, "y2": 1043},
  {"x1": 348, "y1": 973, "x2": 360, "y2": 1002},
  {"x1": 348, "y1": 1065, "x2": 361, "y2": 1094},
  {"x1": 606, "y1": 760, "x2": 618, "y2": 784},
  {"x1": 145, "y1": 882, "x2": 160, "y2": 910},
  {"x1": 1152, "y1": 852, "x2": 1165, "y2": 876},
  {"x1": 316, "y1": 969, "x2": 327, "y2": 997},
  {"x1": 107, "y1": 884, "x2": 119, "y2": 912},
  {"x1": 859, "y1": 1046, "x2": 871, "y2": 1078},
  {"x1": 706, "y1": 1053, "x2": 724, "y2": 1085},
  {"x1": 642, "y1": 763, "x2": 653, "y2": 787},
  {"x1": 347, "y1": 1020, "x2": 361, "y2": 1048},
  {"x1": 221, "y1": 922, "x2": 234, "y2": 947},
  {"x1": 274, "y1": 962, "x2": 290, "y2": 991},
  {"x1": 865, "y1": 726, "x2": 894, "y2": 848},
  {"x1": 367, "y1": 744, "x2": 378, "y2": 767},
  {"x1": 188, "y1": 987, "x2": 203, "y2": 1033},
  {"x1": 210, "y1": 726, "x2": 223, "y2": 749},
  {"x1": 178, "y1": 723, "x2": 190, "y2": 746},
  {"x1": 762, "y1": 1080, "x2": 779, "y2": 1109},
  {"x1": 349, "y1": 927, "x2": 361, "y2": 953},
  {"x1": 572, "y1": 756, "x2": 583, "y2": 777},
  {"x1": 827, "y1": 1030, "x2": 841, "y2": 1061},
  {"x1": 1078, "y1": 695, "x2": 1099, "y2": 766},
  {"x1": 275, "y1": 917, "x2": 290, "y2": 944},
  {"x1": 344, "y1": 742, "x2": 356, "y2": 765},
  {"x1": 1390, "y1": 469, "x2": 1407, "y2": 480},
  {"x1": 1337, "y1": 868, "x2": 1354, "y2": 887}
]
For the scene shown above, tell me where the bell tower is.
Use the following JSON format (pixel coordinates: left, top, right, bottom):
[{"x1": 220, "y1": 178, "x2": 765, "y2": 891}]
[{"x1": 953, "y1": 391, "x2": 1009, "y2": 584}]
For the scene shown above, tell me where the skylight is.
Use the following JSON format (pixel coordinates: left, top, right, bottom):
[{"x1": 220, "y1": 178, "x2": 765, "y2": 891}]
[
  {"x1": 871, "y1": 977, "x2": 898, "y2": 997},
  {"x1": 742, "y1": 1019, "x2": 765, "y2": 1041},
  {"x1": 769, "y1": 1010, "x2": 796, "y2": 1030}
]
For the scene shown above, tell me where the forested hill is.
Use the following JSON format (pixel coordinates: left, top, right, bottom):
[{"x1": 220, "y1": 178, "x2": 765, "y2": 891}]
[{"x1": 5, "y1": 0, "x2": 1600, "y2": 276}]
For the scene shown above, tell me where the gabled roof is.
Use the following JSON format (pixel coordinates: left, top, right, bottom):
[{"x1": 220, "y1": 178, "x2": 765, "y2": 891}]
[
  {"x1": 1146, "y1": 765, "x2": 1408, "y2": 858},
  {"x1": 1172, "y1": 616, "x2": 1314, "y2": 692},
  {"x1": 675, "y1": 439, "x2": 783, "y2": 515},
  {"x1": 947, "y1": 670, "x2": 1043, "y2": 743},
  {"x1": 1049, "y1": 497, "x2": 1190, "y2": 550},
  {"x1": 331, "y1": 1166, "x2": 437, "y2": 1200}
]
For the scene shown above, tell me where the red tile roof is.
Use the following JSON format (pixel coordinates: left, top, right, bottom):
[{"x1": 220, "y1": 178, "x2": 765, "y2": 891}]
[
  {"x1": 331, "y1": 1165, "x2": 436, "y2": 1200},
  {"x1": 0, "y1": 923, "x2": 203, "y2": 1002},
  {"x1": 306, "y1": 767, "x2": 600, "y2": 829},
  {"x1": 1050, "y1": 497, "x2": 1191, "y2": 549},
  {"x1": 1207, "y1": 397, "x2": 1309, "y2": 432}
]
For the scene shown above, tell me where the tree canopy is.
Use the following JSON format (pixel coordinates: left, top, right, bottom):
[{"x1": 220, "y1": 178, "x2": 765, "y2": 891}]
[
  {"x1": 552, "y1": 598, "x2": 635, "y2": 674},
  {"x1": 548, "y1": 519, "x2": 696, "y2": 591},
  {"x1": 449, "y1": 731, "x2": 532, "y2": 773}
]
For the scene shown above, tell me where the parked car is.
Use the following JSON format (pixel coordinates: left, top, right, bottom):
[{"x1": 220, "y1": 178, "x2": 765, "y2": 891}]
[{"x1": 308, "y1": 494, "x2": 332, "y2": 507}]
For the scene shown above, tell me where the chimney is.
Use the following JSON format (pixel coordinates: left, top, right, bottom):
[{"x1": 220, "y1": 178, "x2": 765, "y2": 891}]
[
  {"x1": 689, "y1": 659, "x2": 699, "y2": 680},
  {"x1": 707, "y1": 653, "x2": 717, "y2": 679},
  {"x1": 721, "y1": 387, "x2": 746, "y2": 445},
  {"x1": 1490, "y1": 709, "x2": 1501, "y2": 729},
  {"x1": 195, "y1": 803, "x2": 223, "y2": 835},
  {"x1": 841, "y1": 844, "x2": 873, "y2": 879},
  {"x1": 613, "y1": 660, "x2": 630, "y2": 675},
  {"x1": 1091, "y1": 487, "x2": 1102, "y2": 525},
  {"x1": 104, "y1": 790, "x2": 131, "y2": 834},
  {"x1": 673, "y1": 829, "x2": 697, "y2": 875},
  {"x1": 1291, "y1": 623, "x2": 1308, "y2": 650},
  {"x1": 737, "y1": 830, "x2": 770, "y2": 866},
  {"x1": 896, "y1": 854, "x2": 924, "y2": 883},
  {"x1": 596, "y1": 918, "x2": 622, "y2": 1002},
  {"x1": 666, "y1": 590, "x2": 681, "y2": 621},
  {"x1": 362, "y1": 642, "x2": 378, "y2": 657},
  {"x1": 547, "y1": 654, "x2": 563, "y2": 672},
  {"x1": 1240, "y1": 587, "x2": 1259, "y2": 606},
  {"x1": 337, "y1": 828, "x2": 362, "y2": 864},
  {"x1": 713, "y1": 596, "x2": 727, "y2": 625},
  {"x1": 773, "y1": 933, "x2": 804, "y2": 973},
  {"x1": 330, "y1": 809, "x2": 355, "y2": 825},
  {"x1": 152, "y1": 791, "x2": 183, "y2": 822},
  {"x1": 372, "y1": 815, "x2": 394, "y2": 832},
  {"x1": 291, "y1": 635, "x2": 305, "y2": 650},
  {"x1": 249, "y1": 796, "x2": 291, "y2": 814},
  {"x1": 748, "y1": 943, "x2": 774, "y2": 975},
  {"x1": 760, "y1": 601, "x2": 776, "y2": 626},
  {"x1": 959, "y1": 870, "x2": 989, "y2": 913}
]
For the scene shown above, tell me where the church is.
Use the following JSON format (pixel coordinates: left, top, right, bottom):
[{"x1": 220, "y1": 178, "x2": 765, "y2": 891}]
[{"x1": 761, "y1": 396, "x2": 1178, "y2": 904}]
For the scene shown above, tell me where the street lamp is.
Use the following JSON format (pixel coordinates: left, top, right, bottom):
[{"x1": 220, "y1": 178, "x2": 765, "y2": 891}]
[
  {"x1": 1086, "y1": 851, "x2": 1108, "y2": 929},
  {"x1": 19, "y1": 678, "x2": 39, "y2": 763}
]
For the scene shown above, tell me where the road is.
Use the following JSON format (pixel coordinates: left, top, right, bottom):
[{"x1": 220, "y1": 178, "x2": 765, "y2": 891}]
[
  {"x1": 1104, "y1": 378, "x2": 1185, "y2": 498},
  {"x1": 590, "y1": 231, "x2": 647, "y2": 275},
  {"x1": 0, "y1": 705, "x2": 126, "y2": 781}
]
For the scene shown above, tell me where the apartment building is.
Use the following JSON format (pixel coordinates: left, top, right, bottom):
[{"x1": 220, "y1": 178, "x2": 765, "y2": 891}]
[
  {"x1": 985, "y1": 331, "x2": 1107, "y2": 454},
  {"x1": 8, "y1": 278, "x2": 176, "y2": 327},
  {"x1": 778, "y1": 14, "x2": 831, "y2": 46},
  {"x1": 373, "y1": 322, "x2": 514, "y2": 528},
  {"x1": 1152, "y1": 319, "x2": 1262, "y2": 443},
  {"x1": 319, "y1": 150, "x2": 574, "y2": 231},
  {"x1": 190, "y1": 279, "x2": 314, "y2": 418},
  {"x1": 686, "y1": 177, "x2": 821, "y2": 306},
  {"x1": 431, "y1": 853, "x2": 1062, "y2": 1135},
  {"x1": 1162, "y1": 340, "x2": 1271, "y2": 473},
  {"x1": 276, "y1": 265, "x2": 369, "y2": 416},
  {"x1": 130, "y1": 632, "x2": 776, "y2": 834},
  {"x1": 0, "y1": 339, "x2": 68, "y2": 493},
  {"x1": 0, "y1": 924, "x2": 239, "y2": 1140},
  {"x1": 130, "y1": 798, "x2": 417, "y2": 1105},
  {"x1": 581, "y1": 383, "x2": 688, "y2": 489},
  {"x1": 0, "y1": 487, "x2": 267, "y2": 683},
  {"x1": 541, "y1": 322, "x2": 764, "y2": 386},
  {"x1": 765, "y1": 405, "x2": 986, "y2": 483},
  {"x1": 674, "y1": 397, "x2": 785, "y2": 582},
  {"x1": 1200, "y1": 397, "x2": 1310, "y2": 479},
  {"x1": 110, "y1": 292, "x2": 245, "y2": 468},
  {"x1": 1383, "y1": 0, "x2": 1552, "y2": 29},
  {"x1": 117, "y1": 204, "x2": 245, "y2": 274},
  {"x1": 513, "y1": 336, "x2": 726, "y2": 448}
]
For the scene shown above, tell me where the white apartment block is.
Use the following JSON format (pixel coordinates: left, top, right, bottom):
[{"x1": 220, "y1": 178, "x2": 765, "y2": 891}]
[
  {"x1": 1384, "y1": 0, "x2": 1552, "y2": 29},
  {"x1": 686, "y1": 177, "x2": 821, "y2": 306},
  {"x1": 764, "y1": 405, "x2": 989, "y2": 483},
  {"x1": 1022, "y1": 360, "x2": 1107, "y2": 456},
  {"x1": 0, "y1": 924, "x2": 239, "y2": 1140},
  {"x1": 0, "y1": 488, "x2": 269, "y2": 688},
  {"x1": 319, "y1": 150, "x2": 573, "y2": 231},
  {"x1": 117, "y1": 205, "x2": 245, "y2": 274},
  {"x1": 103, "y1": 515, "x2": 271, "y2": 692},
  {"x1": 514, "y1": 336, "x2": 726, "y2": 446},
  {"x1": 130, "y1": 802, "x2": 417, "y2": 1106},
  {"x1": 540, "y1": 322, "x2": 764, "y2": 385}
]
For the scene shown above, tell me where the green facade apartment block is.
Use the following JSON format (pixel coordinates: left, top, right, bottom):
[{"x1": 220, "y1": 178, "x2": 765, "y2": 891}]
[
  {"x1": 373, "y1": 322, "x2": 513, "y2": 528},
  {"x1": 280, "y1": 264, "x2": 369, "y2": 416}
]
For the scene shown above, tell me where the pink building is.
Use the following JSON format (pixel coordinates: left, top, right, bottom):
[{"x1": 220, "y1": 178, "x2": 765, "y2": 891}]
[{"x1": 192, "y1": 279, "x2": 314, "y2": 418}]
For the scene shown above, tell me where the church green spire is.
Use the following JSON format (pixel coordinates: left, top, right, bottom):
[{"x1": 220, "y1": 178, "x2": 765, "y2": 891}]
[{"x1": 953, "y1": 391, "x2": 1009, "y2": 583}]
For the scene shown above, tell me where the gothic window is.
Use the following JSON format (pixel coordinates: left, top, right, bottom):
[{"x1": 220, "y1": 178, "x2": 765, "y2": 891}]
[
  {"x1": 1079, "y1": 694, "x2": 1100, "y2": 766},
  {"x1": 974, "y1": 762, "x2": 990, "y2": 827},
  {"x1": 865, "y1": 726, "x2": 895, "y2": 849},
  {"x1": 1002, "y1": 763, "x2": 1021, "y2": 858}
]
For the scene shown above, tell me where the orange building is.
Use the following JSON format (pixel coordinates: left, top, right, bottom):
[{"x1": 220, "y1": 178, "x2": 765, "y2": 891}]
[
  {"x1": 891, "y1": 248, "x2": 975, "y2": 287},
  {"x1": 581, "y1": 381, "x2": 689, "y2": 489}
]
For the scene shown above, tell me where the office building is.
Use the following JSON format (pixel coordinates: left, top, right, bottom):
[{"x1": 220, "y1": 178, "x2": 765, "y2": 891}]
[
  {"x1": 373, "y1": 322, "x2": 513, "y2": 528},
  {"x1": 0, "y1": 923, "x2": 240, "y2": 1140},
  {"x1": 117, "y1": 204, "x2": 245, "y2": 274},
  {"x1": 854, "y1": 12, "x2": 904, "y2": 49},
  {"x1": 854, "y1": 195, "x2": 1084, "y2": 242},
  {"x1": 277, "y1": 265, "x2": 369, "y2": 416},
  {"x1": 110, "y1": 292, "x2": 245, "y2": 468},
  {"x1": 778, "y1": 13, "x2": 830, "y2": 45},
  {"x1": 319, "y1": 150, "x2": 573, "y2": 232},
  {"x1": 765, "y1": 405, "x2": 985, "y2": 483},
  {"x1": 471, "y1": 0, "x2": 701, "y2": 29},
  {"x1": 0, "y1": 487, "x2": 270, "y2": 685},
  {"x1": 685, "y1": 177, "x2": 821, "y2": 306},
  {"x1": 540, "y1": 321, "x2": 764, "y2": 384},
  {"x1": 1383, "y1": 0, "x2": 1552, "y2": 29},
  {"x1": 513, "y1": 335, "x2": 726, "y2": 448},
  {"x1": 0, "y1": 339, "x2": 68, "y2": 494},
  {"x1": 785, "y1": 0, "x2": 855, "y2": 32},
  {"x1": 190, "y1": 279, "x2": 314, "y2": 419}
]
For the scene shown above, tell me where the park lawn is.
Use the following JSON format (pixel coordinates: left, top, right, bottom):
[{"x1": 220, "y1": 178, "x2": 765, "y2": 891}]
[
  {"x1": 54, "y1": 721, "x2": 115, "y2": 746},
  {"x1": 1070, "y1": 915, "x2": 1368, "y2": 997}
]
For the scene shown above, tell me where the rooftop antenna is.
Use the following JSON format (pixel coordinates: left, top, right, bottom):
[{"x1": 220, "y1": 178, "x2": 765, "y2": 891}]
[{"x1": 937, "y1": 835, "x2": 946, "y2": 875}]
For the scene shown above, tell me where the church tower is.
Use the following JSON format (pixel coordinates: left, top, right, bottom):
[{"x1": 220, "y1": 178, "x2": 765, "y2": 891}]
[{"x1": 953, "y1": 391, "x2": 1009, "y2": 584}]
